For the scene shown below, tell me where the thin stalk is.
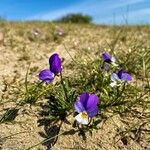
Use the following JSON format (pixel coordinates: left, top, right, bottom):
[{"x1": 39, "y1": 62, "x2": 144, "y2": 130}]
[
  {"x1": 26, "y1": 131, "x2": 64, "y2": 150},
  {"x1": 34, "y1": 84, "x2": 53, "y2": 101},
  {"x1": 0, "y1": 131, "x2": 29, "y2": 140},
  {"x1": 60, "y1": 72, "x2": 69, "y2": 101},
  {"x1": 112, "y1": 82, "x2": 126, "y2": 106},
  {"x1": 63, "y1": 44, "x2": 77, "y2": 64},
  {"x1": 25, "y1": 65, "x2": 30, "y2": 94}
]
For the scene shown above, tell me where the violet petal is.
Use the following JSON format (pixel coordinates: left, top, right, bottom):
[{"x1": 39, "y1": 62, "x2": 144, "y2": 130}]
[
  {"x1": 49, "y1": 53, "x2": 62, "y2": 74},
  {"x1": 80, "y1": 93, "x2": 89, "y2": 108},
  {"x1": 74, "y1": 101, "x2": 85, "y2": 113},
  {"x1": 118, "y1": 70, "x2": 132, "y2": 81},
  {"x1": 86, "y1": 94, "x2": 99, "y2": 111},
  {"x1": 87, "y1": 106, "x2": 99, "y2": 118},
  {"x1": 39, "y1": 69, "x2": 55, "y2": 83},
  {"x1": 121, "y1": 72, "x2": 132, "y2": 81},
  {"x1": 102, "y1": 53, "x2": 111, "y2": 62},
  {"x1": 117, "y1": 69, "x2": 125, "y2": 79}
]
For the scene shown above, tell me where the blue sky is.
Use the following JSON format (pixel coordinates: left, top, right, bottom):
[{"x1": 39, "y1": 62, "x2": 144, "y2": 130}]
[{"x1": 0, "y1": 0, "x2": 150, "y2": 24}]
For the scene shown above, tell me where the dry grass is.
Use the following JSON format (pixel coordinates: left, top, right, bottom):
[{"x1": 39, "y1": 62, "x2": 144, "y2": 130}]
[{"x1": 0, "y1": 21, "x2": 150, "y2": 150}]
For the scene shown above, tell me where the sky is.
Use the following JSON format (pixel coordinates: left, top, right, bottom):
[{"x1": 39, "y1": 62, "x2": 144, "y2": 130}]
[{"x1": 0, "y1": 0, "x2": 150, "y2": 24}]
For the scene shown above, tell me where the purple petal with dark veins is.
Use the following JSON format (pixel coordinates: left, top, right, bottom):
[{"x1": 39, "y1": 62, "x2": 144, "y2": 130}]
[
  {"x1": 79, "y1": 93, "x2": 89, "y2": 108},
  {"x1": 74, "y1": 93, "x2": 99, "y2": 116},
  {"x1": 86, "y1": 94, "x2": 99, "y2": 111},
  {"x1": 39, "y1": 69, "x2": 55, "y2": 83},
  {"x1": 87, "y1": 106, "x2": 99, "y2": 118},
  {"x1": 49, "y1": 53, "x2": 62, "y2": 74},
  {"x1": 74, "y1": 100, "x2": 85, "y2": 113}
]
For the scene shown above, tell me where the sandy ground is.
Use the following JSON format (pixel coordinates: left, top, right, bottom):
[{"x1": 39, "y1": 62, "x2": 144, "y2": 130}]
[{"x1": 0, "y1": 22, "x2": 150, "y2": 150}]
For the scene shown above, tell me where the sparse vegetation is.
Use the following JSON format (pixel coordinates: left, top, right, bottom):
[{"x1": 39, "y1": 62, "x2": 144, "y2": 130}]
[{"x1": 0, "y1": 21, "x2": 149, "y2": 150}]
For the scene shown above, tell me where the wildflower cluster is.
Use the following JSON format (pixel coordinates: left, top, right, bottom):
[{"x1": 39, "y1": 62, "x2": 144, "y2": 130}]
[
  {"x1": 38, "y1": 52, "x2": 132, "y2": 127},
  {"x1": 39, "y1": 53, "x2": 62, "y2": 83},
  {"x1": 102, "y1": 52, "x2": 132, "y2": 87}
]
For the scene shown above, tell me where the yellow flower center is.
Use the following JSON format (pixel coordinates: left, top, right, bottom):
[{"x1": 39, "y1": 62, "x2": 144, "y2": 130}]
[{"x1": 81, "y1": 112, "x2": 88, "y2": 119}]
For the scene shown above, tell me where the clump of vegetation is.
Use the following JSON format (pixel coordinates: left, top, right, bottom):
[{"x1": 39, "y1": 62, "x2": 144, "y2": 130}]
[{"x1": 55, "y1": 13, "x2": 92, "y2": 24}]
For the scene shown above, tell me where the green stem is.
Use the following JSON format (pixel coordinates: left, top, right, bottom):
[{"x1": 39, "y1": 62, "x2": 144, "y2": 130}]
[
  {"x1": 113, "y1": 82, "x2": 126, "y2": 104},
  {"x1": 60, "y1": 72, "x2": 69, "y2": 101},
  {"x1": 26, "y1": 131, "x2": 64, "y2": 150}
]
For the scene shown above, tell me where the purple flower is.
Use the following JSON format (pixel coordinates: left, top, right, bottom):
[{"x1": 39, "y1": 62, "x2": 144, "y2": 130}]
[
  {"x1": 117, "y1": 70, "x2": 132, "y2": 81},
  {"x1": 32, "y1": 29, "x2": 41, "y2": 36},
  {"x1": 49, "y1": 53, "x2": 62, "y2": 74},
  {"x1": 110, "y1": 69, "x2": 132, "y2": 87},
  {"x1": 39, "y1": 69, "x2": 55, "y2": 84},
  {"x1": 102, "y1": 53, "x2": 117, "y2": 66},
  {"x1": 55, "y1": 27, "x2": 65, "y2": 36},
  {"x1": 39, "y1": 53, "x2": 62, "y2": 83},
  {"x1": 74, "y1": 93, "x2": 99, "y2": 125}
]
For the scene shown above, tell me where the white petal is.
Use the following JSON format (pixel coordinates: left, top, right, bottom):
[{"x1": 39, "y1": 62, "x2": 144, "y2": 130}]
[
  {"x1": 75, "y1": 113, "x2": 90, "y2": 125},
  {"x1": 111, "y1": 56, "x2": 116, "y2": 63},
  {"x1": 111, "y1": 73, "x2": 119, "y2": 82},
  {"x1": 111, "y1": 56, "x2": 118, "y2": 66},
  {"x1": 110, "y1": 81, "x2": 117, "y2": 87}
]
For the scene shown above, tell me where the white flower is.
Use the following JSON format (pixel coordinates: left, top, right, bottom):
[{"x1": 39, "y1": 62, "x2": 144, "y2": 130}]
[{"x1": 75, "y1": 112, "x2": 90, "y2": 125}]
